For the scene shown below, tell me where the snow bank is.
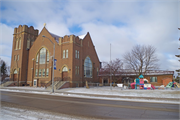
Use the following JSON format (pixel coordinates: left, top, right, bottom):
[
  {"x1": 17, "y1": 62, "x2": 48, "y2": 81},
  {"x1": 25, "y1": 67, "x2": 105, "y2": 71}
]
[
  {"x1": 1, "y1": 86, "x2": 180, "y2": 104},
  {"x1": 60, "y1": 87, "x2": 180, "y2": 98}
]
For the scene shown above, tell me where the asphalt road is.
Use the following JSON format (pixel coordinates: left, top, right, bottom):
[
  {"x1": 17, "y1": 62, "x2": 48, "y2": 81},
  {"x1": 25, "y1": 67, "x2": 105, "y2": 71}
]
[{"x1": 1, "y1": 91, "x2": 179, "y2": 119}]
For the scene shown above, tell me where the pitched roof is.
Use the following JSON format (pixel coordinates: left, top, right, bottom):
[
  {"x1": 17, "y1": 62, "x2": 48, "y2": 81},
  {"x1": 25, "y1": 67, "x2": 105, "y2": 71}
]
[
  {"x1": 78, "y1": 34, "x2": 86, "y2": 39},
  {"x1": 49, "y1": 32, "x2": 61, "y2": 44}
]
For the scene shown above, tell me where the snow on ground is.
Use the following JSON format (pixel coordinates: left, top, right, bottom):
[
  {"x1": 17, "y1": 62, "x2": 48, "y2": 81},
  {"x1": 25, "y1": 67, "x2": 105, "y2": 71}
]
[
  {"x1": 1, "y1": 86, "x2": 180, "y2": 104},
  {"x1": 2, "y1": 86, "x2": 46, "y2": 90},
  {"x1": 60, "y1": 86, "x2": 180, "y2": 98},
  {"x1": 0, "y1": 102, "x2": 97, "y2": 120}
]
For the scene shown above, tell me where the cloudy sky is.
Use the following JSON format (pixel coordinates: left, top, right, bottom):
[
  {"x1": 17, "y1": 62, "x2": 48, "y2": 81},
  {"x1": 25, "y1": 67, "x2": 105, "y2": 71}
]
[{"x1": 0, "y1": 0, "x2": 180, "y2": 75}]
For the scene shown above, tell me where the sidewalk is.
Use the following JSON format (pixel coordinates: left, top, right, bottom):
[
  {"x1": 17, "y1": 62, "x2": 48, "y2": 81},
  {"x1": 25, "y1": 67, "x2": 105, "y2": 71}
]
[{"x1": 0, "y1": 86, "x2": 179, "y2": 104}]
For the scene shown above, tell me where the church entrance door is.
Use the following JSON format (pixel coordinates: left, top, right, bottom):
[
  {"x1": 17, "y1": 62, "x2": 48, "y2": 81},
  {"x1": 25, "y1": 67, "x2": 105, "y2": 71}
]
[
  {"x1": 13, "y1": 69, "x2": 18, "y2": 81},
  {"x1": 62, "y1": 66, "x2": 68, "y2": 81}
]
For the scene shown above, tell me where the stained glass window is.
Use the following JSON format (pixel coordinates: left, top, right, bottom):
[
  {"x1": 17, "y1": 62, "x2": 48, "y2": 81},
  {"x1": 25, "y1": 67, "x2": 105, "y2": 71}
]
[
  {"x1": 84, "y1": 57, "x2": 92, "y2": 78},
  {"x1": 66, "y1": 50, "x2": 68, "y2": 58},
  {"x1": 39, "y1": 48, "x2": 46, "y2": 64}
]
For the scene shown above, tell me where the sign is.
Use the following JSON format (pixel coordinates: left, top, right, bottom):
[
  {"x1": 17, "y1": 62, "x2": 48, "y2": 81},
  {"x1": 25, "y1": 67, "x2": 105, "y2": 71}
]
[
  {"x1": 33, "y1": 79, "x2": 37, "y2": 87},
  {"x1": 54, "y1": 59, "x2": 57, "y2": 70}
]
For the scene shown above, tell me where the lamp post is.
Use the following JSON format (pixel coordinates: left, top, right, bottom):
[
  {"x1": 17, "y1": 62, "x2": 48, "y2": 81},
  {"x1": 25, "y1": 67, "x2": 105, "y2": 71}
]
[
  {"x1": 42, "y1": 35, "x2": 55, "y2": 93},
  {"x1": 110, "y1": 43, "x2": 112, "y2": 90}
]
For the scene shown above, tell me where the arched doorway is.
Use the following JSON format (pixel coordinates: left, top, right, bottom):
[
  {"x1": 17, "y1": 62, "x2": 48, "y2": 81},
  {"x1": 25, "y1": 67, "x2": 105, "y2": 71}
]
[
  {"x1": 62, "y1": 66, "x2": 68, "y2": 81},
  {"x1": 13, "y1": 69, "x2": 18, "y2": 81}
]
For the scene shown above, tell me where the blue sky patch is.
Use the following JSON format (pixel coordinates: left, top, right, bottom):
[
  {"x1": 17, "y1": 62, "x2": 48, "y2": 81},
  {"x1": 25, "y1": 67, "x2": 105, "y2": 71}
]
[{"x1": 69, "y1": 25, "x2": 82, "y2": 34}]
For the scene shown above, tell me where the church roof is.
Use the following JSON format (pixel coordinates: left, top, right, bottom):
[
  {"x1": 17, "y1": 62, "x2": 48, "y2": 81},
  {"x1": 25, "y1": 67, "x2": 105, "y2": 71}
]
[
  {"x1": 49, "y1": 32, "x2": 61, "y2": 44},
  {"x1": 49, "y1": 31, "x2": 87, "y2": 44},
  {"x1": 78, "y1": 34, "x2": 86, "y2": 39}
]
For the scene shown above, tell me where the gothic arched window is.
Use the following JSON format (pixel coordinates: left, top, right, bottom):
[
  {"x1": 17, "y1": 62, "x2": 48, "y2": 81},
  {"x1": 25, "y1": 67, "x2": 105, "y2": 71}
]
[
  {"x1": 14, "y1": 69, "x2": 17, "y2": 74},
  {"x1": 35, "y1": 47, "x2": 49, "y2": 78},
  {"x1": 36, "y1": 47, "x2": 49, "y2": 64},
  {"x1": 39, "y1": 48, "x2": 46, "y2": 64},
  {"x1": 15, "y1": 40, "x2": 18, "y2": 50},
  {"x1": 19, "y1": 38, "x2": 21, "y2": 49},
  {"x1": 27, "y1": 39, "x2": 30, "y2": 49},
  {"x1": 84, "y1": 56, "x2": 92, "y2": 78},
  {"x1": 62, "y1": 66, "x2": 68, "y2": 72}
]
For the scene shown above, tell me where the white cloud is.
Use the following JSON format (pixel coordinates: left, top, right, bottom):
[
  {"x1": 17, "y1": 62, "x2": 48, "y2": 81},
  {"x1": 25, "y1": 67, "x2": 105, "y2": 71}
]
[
  {"x1": 0, "y1": 23, "x2": 13, "y2": 67},
  {"x1": 36, "y1": 22, "x2": 70, "y2": 36},
  {"x1": 0, "y1": 23, "x2": 14, "y2": 45},
  {"x1": 0, "y1": 0, "x2": 179, "y2": 74},
  {"x1": 79, "y1": 22, "x2": 136, "y2": 61}
]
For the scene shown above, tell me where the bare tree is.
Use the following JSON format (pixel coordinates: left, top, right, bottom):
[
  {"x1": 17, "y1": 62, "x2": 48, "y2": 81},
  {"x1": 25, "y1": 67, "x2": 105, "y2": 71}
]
[
  {"x1": 123, "y1": 45, "x2": 159, "y2": 76},
  {"x1": 100, "y1": 58, "x2": 123, "y2": 83},
  {"x1": 0, "y1": 58, "x2": 10, "y2": 81}
]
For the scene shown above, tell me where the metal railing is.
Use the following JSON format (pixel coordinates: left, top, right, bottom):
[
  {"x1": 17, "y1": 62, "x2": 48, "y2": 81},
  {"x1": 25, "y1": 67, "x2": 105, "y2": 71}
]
[
  {"x1": 45, "y1": 81, "x2": 52, "y2": 88},
  {"x1": 62, "y1": 77, "x2": 70, "y2": 81},
  {"x1": 87, "y1": 83, "x2": 100, "y2": 87},
  {"x1": 55, "y1": 81, "x2": 68, "y2": 90}
]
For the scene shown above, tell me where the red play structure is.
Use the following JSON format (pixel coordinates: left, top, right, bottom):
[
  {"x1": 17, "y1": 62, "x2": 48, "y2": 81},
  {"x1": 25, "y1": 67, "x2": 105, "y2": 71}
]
[
  {"x1": 130, "y1": 75, "x2": 155, "y2": 90},
  {"x1": 130, "y1": 83, "x2": 155, "y2": 89}
]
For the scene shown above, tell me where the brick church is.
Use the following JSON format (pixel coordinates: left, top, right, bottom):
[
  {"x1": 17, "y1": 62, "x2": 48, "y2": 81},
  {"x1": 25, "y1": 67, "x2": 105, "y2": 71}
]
[{"x1": 10, "y1": 25, "x2": 100, "y2": 88}]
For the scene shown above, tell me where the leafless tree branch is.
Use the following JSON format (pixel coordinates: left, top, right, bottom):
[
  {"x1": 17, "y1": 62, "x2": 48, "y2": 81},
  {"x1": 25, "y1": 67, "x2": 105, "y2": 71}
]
[
  {"x1": 123, "y1": 45, "x2": 159, "y2": 76},
  {"x1": 100, "y1": 58, "x2": 124, "y2": 83}
]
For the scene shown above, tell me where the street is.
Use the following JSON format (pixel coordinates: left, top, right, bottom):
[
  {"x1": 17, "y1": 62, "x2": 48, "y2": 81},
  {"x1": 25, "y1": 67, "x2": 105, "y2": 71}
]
[{"x1": 1, "y1": 91, "x2": 179, "y2": 119}]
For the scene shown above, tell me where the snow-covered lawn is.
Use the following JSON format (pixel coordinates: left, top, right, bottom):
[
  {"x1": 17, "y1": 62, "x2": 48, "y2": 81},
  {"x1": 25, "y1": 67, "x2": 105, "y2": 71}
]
[
  {"x1": 1, "y1": 87, "x2": 179, "y2": 120},
  {"x1": 1, "y1": 86, "x2": 180, "y2": 104},
  {"x1": 60, "y1": 86, "x2": 180, "y2": 98}
]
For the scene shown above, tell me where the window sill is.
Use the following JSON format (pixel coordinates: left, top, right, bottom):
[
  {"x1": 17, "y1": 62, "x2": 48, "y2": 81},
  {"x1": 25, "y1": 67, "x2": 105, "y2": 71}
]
[
  {"x1": 34, "y1": 76, "x2": 49, "y2": 78},
  {"x1": 84, "y1": 77, "x2": 93, "y2": 78}
]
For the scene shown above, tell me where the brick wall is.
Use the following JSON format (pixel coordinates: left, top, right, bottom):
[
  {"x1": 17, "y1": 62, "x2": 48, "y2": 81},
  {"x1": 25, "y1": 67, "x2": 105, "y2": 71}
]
[
  {"x1": 26, "y1": 27, "x2": 100, "y2": 87},
  {"x1": 99, "y1": 74, "x2": 173, "y2": 86},
  {"x1": 10, "y1": 25, "x2": 38, "y2": 85}
]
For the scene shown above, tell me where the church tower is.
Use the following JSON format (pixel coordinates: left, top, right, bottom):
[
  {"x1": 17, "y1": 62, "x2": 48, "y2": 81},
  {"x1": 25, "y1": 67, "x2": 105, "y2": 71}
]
[{"x1": 10, "y1": 25, "x2": 39, "y2": 86}]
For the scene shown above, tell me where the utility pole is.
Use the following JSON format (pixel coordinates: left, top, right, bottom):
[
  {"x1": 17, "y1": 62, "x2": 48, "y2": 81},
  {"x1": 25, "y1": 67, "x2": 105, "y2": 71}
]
[
  {"x1": 42, "y1": 35, "x2": 55, "y2": 93},
  {"x1": 175, "y1": 28, "x2": 180, "y2": 83},
  {"x1": 110, "y1": 44, "x2": 112, "y2": 90}
]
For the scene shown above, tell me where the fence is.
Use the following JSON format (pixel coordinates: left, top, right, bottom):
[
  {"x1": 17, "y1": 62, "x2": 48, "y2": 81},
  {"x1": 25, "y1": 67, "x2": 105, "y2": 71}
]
[{"x1": 87, "y1": 83, "x2": 100, "y2": 87}]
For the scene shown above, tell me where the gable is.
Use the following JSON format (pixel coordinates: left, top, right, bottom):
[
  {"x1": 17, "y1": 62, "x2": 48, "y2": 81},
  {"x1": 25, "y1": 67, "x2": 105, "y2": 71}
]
[{"x1": 83, "y1": 32, "x2": 100, "y2": 63}]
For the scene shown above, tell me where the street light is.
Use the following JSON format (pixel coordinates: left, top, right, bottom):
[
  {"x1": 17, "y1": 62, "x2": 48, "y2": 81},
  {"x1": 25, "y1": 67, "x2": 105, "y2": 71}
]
[
  {"x1": 42, "y1": 35, "x2": 55, "y2": 93},
  {"x1": 110, "y1": 43, "x2": 112, "y2": 90}
]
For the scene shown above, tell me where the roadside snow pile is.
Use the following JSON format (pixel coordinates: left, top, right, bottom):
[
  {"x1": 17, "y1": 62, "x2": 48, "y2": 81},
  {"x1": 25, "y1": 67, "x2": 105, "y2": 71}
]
[
  {"x1": 2, "y1": 86, "x2": 180, "y2": 98},
  {"x1": 60, "y1": 87, "x2": 180, "y2": 98}
]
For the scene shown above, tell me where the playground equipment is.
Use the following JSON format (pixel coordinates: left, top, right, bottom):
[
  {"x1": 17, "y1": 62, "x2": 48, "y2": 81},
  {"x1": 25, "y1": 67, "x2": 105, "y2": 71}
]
[
  {"x1": 166, "y1": 81, "x2": 180, "y2": 88},
  {"x1": 130, "y1": 75, "x2": 155, "y2": 90},
  {"x1": 158, "y1": 85, "x2": 165, "y2": 89},
  {"x1": 130, "y1": 82, "x2": 135, "y2": 89}
]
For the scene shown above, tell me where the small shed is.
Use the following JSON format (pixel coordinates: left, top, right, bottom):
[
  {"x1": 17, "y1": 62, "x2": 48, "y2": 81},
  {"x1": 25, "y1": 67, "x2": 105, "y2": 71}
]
[{"x1": 162, "y1": 78, "x2": 172, "y2": 86}]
